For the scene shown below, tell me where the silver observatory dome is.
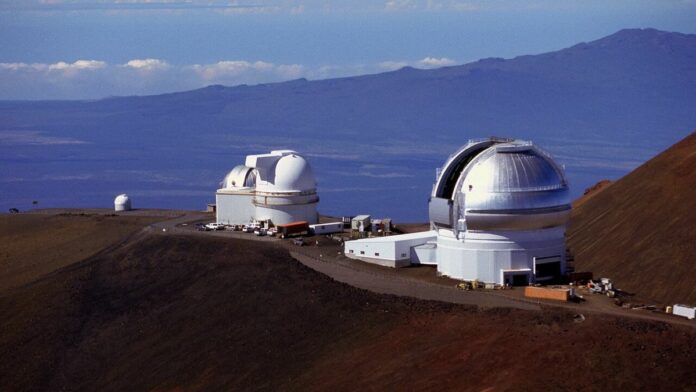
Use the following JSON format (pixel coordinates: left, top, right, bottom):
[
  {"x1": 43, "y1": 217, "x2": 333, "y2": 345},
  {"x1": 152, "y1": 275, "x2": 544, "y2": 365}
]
[{"x1": 429, "y1": 138, "x2": 570, "y2": 234}]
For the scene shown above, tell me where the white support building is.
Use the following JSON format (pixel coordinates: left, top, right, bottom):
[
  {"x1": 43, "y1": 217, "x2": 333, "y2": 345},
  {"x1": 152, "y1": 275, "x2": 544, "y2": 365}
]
[
  {"x1": 344, "y1": 138, "x2": 571, "y2": 285},
  {"x1": 216, "y1": 150, "x2": 319, "y2": 226},
  {"x1": 344, "y1": 231, "x2": 437, "y2": 268}
]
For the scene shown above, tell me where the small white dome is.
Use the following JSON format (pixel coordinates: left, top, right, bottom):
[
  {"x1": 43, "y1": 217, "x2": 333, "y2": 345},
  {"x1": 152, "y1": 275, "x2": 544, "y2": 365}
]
[
  {"x1": 273, "y1": 154, "x2": 316, "y2": 192},
  {"x1": 114, "y1": 194, "x2": 131, "y2": 211}
]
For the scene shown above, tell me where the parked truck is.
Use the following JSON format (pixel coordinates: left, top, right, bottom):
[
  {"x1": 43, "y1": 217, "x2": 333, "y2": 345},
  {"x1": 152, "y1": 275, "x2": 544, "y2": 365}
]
[
  {"x1": 673, "y1": 304, "x2": 696, "y2": 320},
  {"x1": 275, "y1": 221, "x2": 310, "y2": 239},
  {"x1": 309, "y1": 222, "x2": 343, "y2": 235}
]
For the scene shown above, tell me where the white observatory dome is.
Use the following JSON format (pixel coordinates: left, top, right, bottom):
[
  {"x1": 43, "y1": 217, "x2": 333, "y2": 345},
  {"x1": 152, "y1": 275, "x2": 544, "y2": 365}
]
[
  {"x1": 430, "y1": 139, "x2": 570, "y2": 233},
  {"x1": 223, "y1": 165, "x2": 256, "y2": 189},
  {"x1": 215, "y1": 149, "x2": 319, "y2": 226},
  {"x1": 272, "y1": 153, "x2": 316, "y2": 192},
  {"x1": 114, "y1": 193, "x2": 131, "y2": 211},
  {"x1": 347, "y1": 137, "x2": 571, "y2": 286}
]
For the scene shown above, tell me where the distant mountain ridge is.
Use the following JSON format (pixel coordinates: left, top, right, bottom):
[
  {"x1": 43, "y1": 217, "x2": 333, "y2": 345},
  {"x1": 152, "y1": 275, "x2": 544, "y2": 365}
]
[
  {"x1": 3, "y1": 28, "x2": 694, "y2": 143},
  {"x1": 0, "y1": 28, "x2": 695, "y2": 219}
]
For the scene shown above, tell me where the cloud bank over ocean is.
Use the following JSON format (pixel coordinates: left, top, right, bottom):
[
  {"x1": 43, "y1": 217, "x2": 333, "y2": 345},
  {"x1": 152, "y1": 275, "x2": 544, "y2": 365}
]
[{"x1": 0, "y1": 57, "x2": 457, "y2": 99}]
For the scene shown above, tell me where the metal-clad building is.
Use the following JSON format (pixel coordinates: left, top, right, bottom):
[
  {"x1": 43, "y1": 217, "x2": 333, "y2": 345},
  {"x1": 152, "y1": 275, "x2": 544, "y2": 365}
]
[
  {"x1": 310, "y1": 222, "x2": 344, "y2": 235},
  {"x1": 344, "y1": 138, "x2": 571, "y2": 285},
  {"x1": 430, "y1": 138, "x2": 570, "y2": 285},
  {"x1": 344, "y1": 231, "x2": 437, "y2": 267},
  {"x1": 351, "y1": 215, "x2": 371, "y2": 231},
  {"x1": 215, "y1": 150, "x2": 319, "y2": 226}
]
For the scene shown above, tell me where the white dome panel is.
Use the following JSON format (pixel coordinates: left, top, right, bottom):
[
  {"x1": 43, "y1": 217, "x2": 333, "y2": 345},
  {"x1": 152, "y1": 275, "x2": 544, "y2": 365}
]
[
  {"x1": 273, "y1": 154, "x2": 316, "y2": 192},
  {"x1": 463, "y1": 147, "x2": 566, "y2": 193},
  {"x1": 223, "y1": 165, "x2": 256, "y2": 189}
]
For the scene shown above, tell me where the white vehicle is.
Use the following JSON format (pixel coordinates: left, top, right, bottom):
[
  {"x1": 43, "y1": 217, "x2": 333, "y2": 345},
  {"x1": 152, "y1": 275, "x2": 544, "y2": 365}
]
[
  {"x1": 254, "y1": 228, "x2": 267, "y2": 236},
  {"x1": 673, "y1": 304, "x2": 696, "y2": 320},
  {"x1": 205, "y1": 223, "x2": 225, "y2": 231}
]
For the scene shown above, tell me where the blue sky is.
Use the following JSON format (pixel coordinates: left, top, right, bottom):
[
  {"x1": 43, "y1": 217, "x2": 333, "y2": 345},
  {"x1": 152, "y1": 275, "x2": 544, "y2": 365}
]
[{"x1": 1, "y1": 0, "x2": 695, "y2": 99}]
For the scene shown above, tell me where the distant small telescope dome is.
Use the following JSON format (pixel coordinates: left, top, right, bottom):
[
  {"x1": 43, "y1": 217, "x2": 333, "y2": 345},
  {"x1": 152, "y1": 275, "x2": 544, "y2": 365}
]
[{"x1": 114, "y1": 194, "x2": 132, "y2": 211}]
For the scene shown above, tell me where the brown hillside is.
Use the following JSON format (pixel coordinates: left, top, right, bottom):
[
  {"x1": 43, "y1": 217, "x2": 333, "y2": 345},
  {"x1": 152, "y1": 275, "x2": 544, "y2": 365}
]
[
  {"x1": 1, "y1": 215, "x2": 696, "y2": 391},
  {"x1": 0, "y1": 212, "x2": 162, "y2": 291},
  {"x1": 568, "y1": 131, "x2": 696, "y2": 305},
  {"x1": 573, "y1": 179, "x2": 612, "y2": 208}
]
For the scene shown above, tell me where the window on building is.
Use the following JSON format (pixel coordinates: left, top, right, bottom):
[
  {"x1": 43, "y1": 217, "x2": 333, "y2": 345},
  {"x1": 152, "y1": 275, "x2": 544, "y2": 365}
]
[
  {"x1": 349, "y1": 250, "x2": 353, "y2": 254},
  {"x1": 360, "y1": 251, "x2": 365, "y2": 255},
  {"x1": 375, "y1": 252, "x2": 380, "y2": 256}
]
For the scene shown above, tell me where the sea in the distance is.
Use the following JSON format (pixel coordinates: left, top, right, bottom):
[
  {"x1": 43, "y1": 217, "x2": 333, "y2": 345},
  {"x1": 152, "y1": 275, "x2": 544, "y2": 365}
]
[{"x1": 0, "y1": 130, "x2": 658, "y2": 223}]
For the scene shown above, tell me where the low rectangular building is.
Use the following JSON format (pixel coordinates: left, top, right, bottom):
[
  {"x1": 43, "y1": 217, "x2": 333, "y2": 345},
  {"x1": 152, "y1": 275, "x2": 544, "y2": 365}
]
[
  {"x1": 351, "y1": 215, "x2": 371, "y2": 231},
  {"x1": 344, "y1": 231, "x2": 437, "y2": 268}
]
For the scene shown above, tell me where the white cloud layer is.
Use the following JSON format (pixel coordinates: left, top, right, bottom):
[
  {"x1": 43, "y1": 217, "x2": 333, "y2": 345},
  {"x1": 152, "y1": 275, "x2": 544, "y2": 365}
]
[
  {"x1": 1, "y1": 60, "x2": 107, "y2": 72},
  {"x1": 0, "y1": 56, "x2": 458, "y2": 99},
  {"x1": 48, "y1": 60, "x2": 107, "y2": 71},
  {"x1": 417, "y1": 56, "x2": 456, "y2": 68},
  {"x1": 123, "y1": 58, "x2": 170, "y2": 71}
]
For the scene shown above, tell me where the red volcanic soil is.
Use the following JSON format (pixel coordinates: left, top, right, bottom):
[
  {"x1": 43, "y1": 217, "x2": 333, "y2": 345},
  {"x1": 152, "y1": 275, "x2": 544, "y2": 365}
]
[
  {"x1": 0, "y1": 211, "x2": 163, "y2": 291},
  {"x1": 573, "y1": 179, "x2": 612, "y2": 208},
  {"x1": 1, "y1": 213, "x2": 696, "y2": 391},
  {"x1": 568, "y1": 131, "x2": 696, "y2": 305}
]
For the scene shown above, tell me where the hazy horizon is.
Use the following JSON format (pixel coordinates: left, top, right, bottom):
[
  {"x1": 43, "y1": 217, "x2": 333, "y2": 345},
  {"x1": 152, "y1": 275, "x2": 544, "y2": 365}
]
[{"x1": 1, "y1": 0, "x2": 696, "y2": 99}]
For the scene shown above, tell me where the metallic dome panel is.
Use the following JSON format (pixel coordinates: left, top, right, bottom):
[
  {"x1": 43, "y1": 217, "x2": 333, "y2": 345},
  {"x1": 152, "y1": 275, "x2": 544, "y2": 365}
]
[
  {"x1": 430, "y1": 138, "x2": 571, "y2": 232},
  {"x1": 462, "y1": 146, "x2": 566, "y2": 193}
]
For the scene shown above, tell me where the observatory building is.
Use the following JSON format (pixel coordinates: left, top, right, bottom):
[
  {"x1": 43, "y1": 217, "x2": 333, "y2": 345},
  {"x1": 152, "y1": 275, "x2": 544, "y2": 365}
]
[
  {"x1": 215, "y1": 150, "x2": 319, "y2": 226},
  {"x1": 344, "y1": 138, "x2": 571, "y2": 285},
  {"x1": 114, "y1": 194, "x2": 131, "y2": 211}
]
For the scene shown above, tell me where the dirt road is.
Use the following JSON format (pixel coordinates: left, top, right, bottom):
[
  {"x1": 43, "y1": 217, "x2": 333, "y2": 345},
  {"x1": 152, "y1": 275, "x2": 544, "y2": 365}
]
[{"x1": 154, "y1": 212, "x2": 696, "y2": 327}]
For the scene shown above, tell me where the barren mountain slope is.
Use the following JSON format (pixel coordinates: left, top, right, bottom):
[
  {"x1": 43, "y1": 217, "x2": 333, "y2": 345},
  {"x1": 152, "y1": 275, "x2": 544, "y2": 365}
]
[
  {"x1": 0, "y1": 211, "x2": 163, "y2": 291},
  {"x1": 1, "y1": 220, "x2": 695, "y2": 391},
  {"x1": 568, "y1": 131, "x2": 696, "y2": 304}
]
